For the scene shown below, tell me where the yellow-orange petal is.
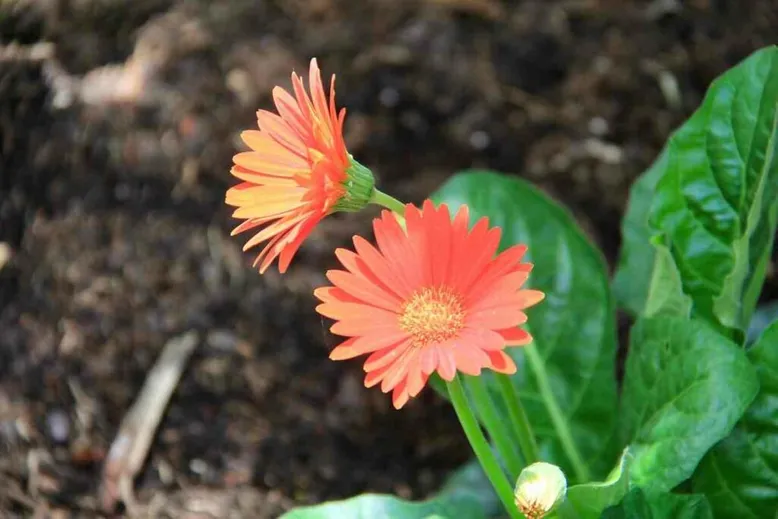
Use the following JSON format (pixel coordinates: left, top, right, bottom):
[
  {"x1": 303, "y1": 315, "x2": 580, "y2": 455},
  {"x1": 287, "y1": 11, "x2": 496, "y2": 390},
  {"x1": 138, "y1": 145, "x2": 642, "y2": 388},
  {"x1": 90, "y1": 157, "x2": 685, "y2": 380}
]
[
  {"x1": 487, "y1": 351, "x2": 517, "y2": 374},
  {"x1": 364, "y1": 339, "x2": 413, "y2": 371},
  {"x1": 392, "y1": 381, "x2": 411, "y2": 409},
  {"x1": 499, "y1": 327, "x2": 532, "y2": 346}
]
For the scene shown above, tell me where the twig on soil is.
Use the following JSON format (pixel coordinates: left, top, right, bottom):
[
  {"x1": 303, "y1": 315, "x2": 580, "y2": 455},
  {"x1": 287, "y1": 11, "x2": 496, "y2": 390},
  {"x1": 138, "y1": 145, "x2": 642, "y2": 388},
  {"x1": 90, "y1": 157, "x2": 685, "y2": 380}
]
[
  {"x1": 0, "y1": 41, "x2": 55, "y2": 62},
  {"x1": 100, "y1": 331, "x2": 199, "y2": 515},
  {"x1": 642, "y1": 60, "x2": 682, "y2": 110},
  {"x1": 0, "y1": 463, "x2": 37, "y2": 512}
]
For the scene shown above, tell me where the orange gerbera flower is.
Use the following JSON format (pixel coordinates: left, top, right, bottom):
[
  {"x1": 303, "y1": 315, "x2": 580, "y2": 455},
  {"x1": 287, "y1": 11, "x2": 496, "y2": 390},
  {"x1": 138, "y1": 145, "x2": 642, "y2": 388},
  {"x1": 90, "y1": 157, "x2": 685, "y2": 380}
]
[
  {"x1": 226, "y1": 58, "x2": 374, "y2": 273},
  {"x1": 315, "y1": 200, "x2": 545, "y2": 409}
]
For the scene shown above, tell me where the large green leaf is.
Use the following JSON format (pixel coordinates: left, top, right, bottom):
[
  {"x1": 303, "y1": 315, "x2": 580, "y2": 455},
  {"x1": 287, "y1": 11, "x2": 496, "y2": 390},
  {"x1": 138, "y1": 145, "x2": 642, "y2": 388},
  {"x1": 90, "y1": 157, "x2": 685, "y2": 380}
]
[
  {"x1": 620, "y1": 317, "x2": 759, "y2": 491},
  {"x1": 601, "y1": 489, "x2": 713, "y2": 519},
  {"x1": 642, "y1": 237, "x2": 692, "y2": 319},
  {"x1": 612, "y1": 149, "x2": 668, "y2": 316},
  {"x1": 693, "y1": 320, "x2": 778, "y2": 517},
  {"x1": 432, "y1": 170, "x2": 619, "y2": 481},
  {"x1": 280, "y1": 460, "x2": 492, "y2": 519},
  {"x1": 558, "y1": 448, "x2": 633, "y2": 519},
  {"x1": 613, "y1": 46, "x2": 778, "y2": 333}
]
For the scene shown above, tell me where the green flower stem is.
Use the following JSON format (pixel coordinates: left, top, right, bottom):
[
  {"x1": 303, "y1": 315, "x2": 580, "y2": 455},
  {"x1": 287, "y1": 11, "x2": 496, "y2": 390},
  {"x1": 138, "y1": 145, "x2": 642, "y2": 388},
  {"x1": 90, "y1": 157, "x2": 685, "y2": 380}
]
[
  {"x1": 371, "y1": 189, "x2": 407, "y2": 215},
  {"x1": 447, "y1": 375, "x2": 523, "y2": 519},
  {"x1": 467, "y1": 375, "x2": 524, "y2": 479},
  {"x1": 497, "y1": 374, "x2": 540, "y2": 467},
  {"x1": 524, "y1": 343, "x2": 590, "y2": 482}
]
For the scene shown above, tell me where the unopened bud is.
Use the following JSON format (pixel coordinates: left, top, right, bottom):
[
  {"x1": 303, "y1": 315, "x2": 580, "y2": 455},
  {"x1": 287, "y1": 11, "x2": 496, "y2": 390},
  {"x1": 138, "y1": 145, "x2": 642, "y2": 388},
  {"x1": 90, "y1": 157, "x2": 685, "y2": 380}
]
[{"x1": 513, "y1": 462, "x2": 567, "y2": 519}]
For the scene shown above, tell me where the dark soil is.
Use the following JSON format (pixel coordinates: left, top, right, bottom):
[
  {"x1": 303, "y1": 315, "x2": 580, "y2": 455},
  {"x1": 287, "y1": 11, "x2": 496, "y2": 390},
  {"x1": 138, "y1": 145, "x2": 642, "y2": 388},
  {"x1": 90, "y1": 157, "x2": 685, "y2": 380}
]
[{"x1": 0, "y1": 0, "x2": 776, "y2": 517}]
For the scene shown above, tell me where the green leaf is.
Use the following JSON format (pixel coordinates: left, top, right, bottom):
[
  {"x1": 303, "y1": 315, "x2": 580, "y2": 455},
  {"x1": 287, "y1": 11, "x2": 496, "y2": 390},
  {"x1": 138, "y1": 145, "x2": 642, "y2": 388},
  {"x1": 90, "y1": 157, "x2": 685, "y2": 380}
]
[
  {"x1": 746, "y1": 299, "x2": 778, "y2": 344},
  {"x1": 558, "y1": 448, "x2": 633, "y2": 519},
  {"x1": 279, "y1": 493, "x2": 480, "y2": 519},
  {"x1": 613, "y1": 148, "x2": 668, "y2": 316},
  {"x1": 642, "y1": 237, "x2": 692, "y2": 319},
  {"x1": 693, "y1": 320, "x2": 778, "y2": 517},
  {"x1": 620, "y1": 316, "x2": 759, "y2": 491},
  {"x1": 431, "y1": 170, "x2": 619, "y2": 481},
  {"x1": 279, "y1": 460, "x2": 491, "y2": 519},
  {"x1": 613, "y1": 46, "x2": 778, "y2": 332},
  {"x1": 602, "y1": 488, "x2": 713, "y2": 519}
]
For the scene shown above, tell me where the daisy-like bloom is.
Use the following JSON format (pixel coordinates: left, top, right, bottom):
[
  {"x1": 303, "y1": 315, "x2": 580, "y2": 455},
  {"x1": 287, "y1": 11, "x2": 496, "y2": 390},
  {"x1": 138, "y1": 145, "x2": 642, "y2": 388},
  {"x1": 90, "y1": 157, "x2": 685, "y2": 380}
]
[
  {"x1": 225, "y1": 58, "x2": 374, "y2": 273},
  {"x1": 315, "y1": 200, "x2": 545, "y2": 409}
]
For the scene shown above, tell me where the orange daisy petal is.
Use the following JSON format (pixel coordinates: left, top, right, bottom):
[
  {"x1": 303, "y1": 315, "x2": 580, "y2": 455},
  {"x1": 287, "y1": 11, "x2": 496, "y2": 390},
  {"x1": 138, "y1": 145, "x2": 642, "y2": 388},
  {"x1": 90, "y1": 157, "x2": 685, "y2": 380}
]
[
  {"x1": 486, "y1": 350, "x2": 517, "y2": 374},
  {"x1": 325, "y1": 267, "x2": 402, "y2": 312},
  {"x1": 498, "y1": 327, "x2": 533, "y2": 346},
  {"x1": 392, "y1": 381, "x2": 412, "y2": 409},
  {"x1": 330, "y1": 331, "x2": 407, "y2": 360},
  {"x1": 317, "y1": 299, "x2": 396, "y2": 324},
  {"x1": 448, "y1": 340, "x2": 491, "y2": 376},
  {"x1": 316, "y1": 200, "x2": 545, "y2": 408},
  {"x1": 373, "y1": 210, "x2": 425, "y2": 291},
  {"x1": 364, "y1": 339, "x2": 414, "y2": 371},
  {"x1": 231, "y1": 216, "x2": 276, "y2": 236},
  {"x1": 405, "y1": 354, "x2": 429, "y2": 398},
  {"x1": 276, "y1": 217, "x2": 322, "y2": 273},
  {"x1": 256, "y1": 110, "x2": 307, "y2": 157},
  {"x1": 333, "y1": 248, "x2": 404, "y2": 308},
  {"x1": 380, "y1": 347, "x2": 419, "y2": 392},
  {"x1": 467, "y1": 306, "x2": 527, "y2": 330},
  {"x1": 464, "y1": 244, "x2": 530, "y2": 299},
  {"x1": 242, "y1": 212, "x2": 309, "y2": 251},
  {"x1": 365, "y1": 361, "x2": 394, "y2": 388},
  {"x1": 437, "y1": 349, "x2": 457, "y2": 381},
  {"x1": 420, "y1": 347, "x2": 438, "y2": 375},
  {"x1": 230, "y1": 166, "x2": 299, "y2": 186},
  {"x1": 330, "y1": 316, "x2": 396, "y2": 337},
  {"x1": 272, "y1": 87, "x2": 311, "y2": 142},
  {"x1": 453, "y1": 221, "x2": 502, "y2": 293},
  {"x1": 352, "y1": 235, "x2": 413, "y2": 299}
]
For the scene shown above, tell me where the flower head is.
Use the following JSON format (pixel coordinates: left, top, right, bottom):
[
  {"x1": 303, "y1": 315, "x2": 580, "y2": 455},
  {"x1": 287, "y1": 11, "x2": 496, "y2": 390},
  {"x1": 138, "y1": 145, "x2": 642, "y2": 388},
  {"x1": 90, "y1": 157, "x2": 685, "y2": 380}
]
[
  {"x1": 226, "y1": 58, "x2": 374, "y2": 273},
  {"x1": 314, "y1": 200, "x2": 545, "y2": 409},
  {"x1": 514, "y1": 462, "x2": 567, "y2": 519}
]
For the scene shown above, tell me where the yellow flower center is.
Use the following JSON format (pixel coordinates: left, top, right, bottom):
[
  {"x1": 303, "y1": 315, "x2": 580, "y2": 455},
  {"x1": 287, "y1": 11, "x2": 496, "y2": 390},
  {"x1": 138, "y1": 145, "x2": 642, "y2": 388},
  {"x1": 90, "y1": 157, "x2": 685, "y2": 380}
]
[{"x1": 399, "y1": 286, "x2": 465, "y2": 348}]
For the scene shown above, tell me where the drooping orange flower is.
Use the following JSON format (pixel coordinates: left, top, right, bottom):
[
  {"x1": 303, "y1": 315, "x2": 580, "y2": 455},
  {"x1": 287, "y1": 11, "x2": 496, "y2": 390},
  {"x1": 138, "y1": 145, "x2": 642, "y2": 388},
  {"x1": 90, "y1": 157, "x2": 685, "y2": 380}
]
[
  {"x1": 315, "y1": 200, "x2": 545, "y2": 409},
  {"x1": 226, "y1": 58, "x2": 374, "y2": 273}
]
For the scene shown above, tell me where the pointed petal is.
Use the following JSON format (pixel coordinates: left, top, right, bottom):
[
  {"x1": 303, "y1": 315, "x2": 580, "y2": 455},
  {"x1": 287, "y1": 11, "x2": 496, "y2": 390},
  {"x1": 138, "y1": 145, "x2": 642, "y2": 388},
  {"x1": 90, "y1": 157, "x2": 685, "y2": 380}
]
[
  {"x1": 329, "y1": 331, "x2": 408, "y2": 360},
  {"x1": 392, "y1": 380, "x2": 411, "y2": 409},
  {"x1": 486, "y1": 350, "x2": 517, "y2": 374},
  {"x1": 363, "y1": 339, "x2": 413, "y2": 371},
  {"x1": 437, "y1": 349, "x2": 457, "y2": 381},
  {"x1": 498, "y1": 327, "x2": 532, "y2": 346}
]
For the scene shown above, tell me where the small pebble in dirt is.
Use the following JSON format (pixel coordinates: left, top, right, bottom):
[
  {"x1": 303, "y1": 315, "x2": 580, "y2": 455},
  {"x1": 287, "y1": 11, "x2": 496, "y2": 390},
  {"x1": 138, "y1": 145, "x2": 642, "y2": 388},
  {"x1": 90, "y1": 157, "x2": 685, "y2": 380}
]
[
  {"x1": 206, "y1": 329, "x2": 240, "y2": 352},
  {"x1": 58, "y1": 320, "x2": 84, "y2": 356},
  {"x1": 189, "y1": 458, "x2": 212, "y2": 479},
  {"x1": 379, "y1": 87, "x2": 400, "y2": 108},
  {"x1": 46, "y1": 409, "x2": 70, "y2": 444},
  {"x1": 588, "y1": 116, "x2": 609, "y2": 137},
  {"x1": 0, "y1": 242, "x2": 12, "y2": 270},
  {"x1": 50, "y1": 509, "x2": 70, "y2": 519},
  {"x1": 469, "y1": 130, "x2": 491, "y2": 150}
]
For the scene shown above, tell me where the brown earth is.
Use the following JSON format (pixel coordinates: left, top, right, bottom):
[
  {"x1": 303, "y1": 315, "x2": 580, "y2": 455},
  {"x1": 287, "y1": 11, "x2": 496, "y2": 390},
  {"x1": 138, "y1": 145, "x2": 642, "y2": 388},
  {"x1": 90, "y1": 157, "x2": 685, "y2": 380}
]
[{"x1": 1, "y1": 0, "x2": 776, "y2": 517}]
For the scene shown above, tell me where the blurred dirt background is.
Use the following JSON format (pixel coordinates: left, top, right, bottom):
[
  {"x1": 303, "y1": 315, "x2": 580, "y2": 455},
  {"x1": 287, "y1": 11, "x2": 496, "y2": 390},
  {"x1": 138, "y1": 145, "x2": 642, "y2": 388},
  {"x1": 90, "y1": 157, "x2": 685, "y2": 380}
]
[{"x1": 0, "y1": 0, "x2": 776, "y2": 517}]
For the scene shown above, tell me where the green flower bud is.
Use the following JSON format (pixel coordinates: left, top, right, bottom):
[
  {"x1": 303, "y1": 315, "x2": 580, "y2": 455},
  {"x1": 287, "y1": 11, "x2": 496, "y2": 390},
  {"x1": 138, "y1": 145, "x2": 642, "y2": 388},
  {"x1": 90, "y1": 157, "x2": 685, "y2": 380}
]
[{"x1": 513, "y1": 462, "x2": 567, "y2": 519}]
